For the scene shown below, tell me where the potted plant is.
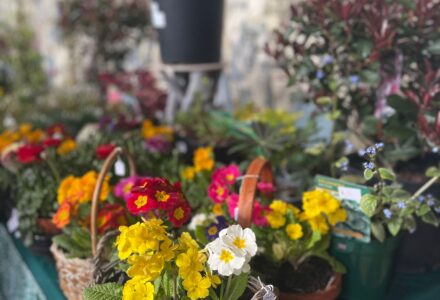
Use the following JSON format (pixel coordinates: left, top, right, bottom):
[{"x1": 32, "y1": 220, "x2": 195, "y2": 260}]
[
  {"x1": 329, "y1": 143, "x2": 440, "y2": 300},
  {"x1": 0, "y1": 123, "x2": 82, "y2": 254},
  {"x1": 152, "y1": 0, "x2": 224, "y2": 64},
  {"x1": 266, "y1": 0, "x2": 440, "y2": 272}
]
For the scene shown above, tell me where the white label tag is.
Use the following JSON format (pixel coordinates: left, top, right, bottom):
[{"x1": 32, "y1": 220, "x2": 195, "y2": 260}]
[
  {"x1": 115, "y1": 159, "x2": 126, "y2": 176},
  {"x1": 338, "y1": 186, "x2": 362, "y2": 203},
  {"x1": 150, "y1": 2, "x2": 166, "y2": 28},
  {"x1": 7, "y1": 209, "x2": 19, "y2": 233}
]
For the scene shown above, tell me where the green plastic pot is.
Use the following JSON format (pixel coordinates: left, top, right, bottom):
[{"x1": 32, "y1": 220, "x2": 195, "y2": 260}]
[{"x1": 330, "y1": 234, "x2": 402, "y2": 300}]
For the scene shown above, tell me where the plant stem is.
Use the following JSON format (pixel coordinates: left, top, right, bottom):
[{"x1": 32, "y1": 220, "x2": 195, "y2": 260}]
[
  {"x1": 411, "y1": 176, "x2": 439, "y2": 201},
  {"x1": 219, "y1": 278, "x2": 226, "y2": 300},
  {"x1": 45, "y1": 156, "x2": 60, "y2": 183},
  {"x1": 223, "y1": 275, "x2": 232, "y2": 299},
  {"x1": 173, "y1": 271, "x2": 177, "y2": 300}
]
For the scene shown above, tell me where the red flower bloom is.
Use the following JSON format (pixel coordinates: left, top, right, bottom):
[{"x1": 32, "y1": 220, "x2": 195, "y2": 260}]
[
  {"x1": 43, "y1": 138, "x2": 62, "y2": 148},
  {"x1": 97, "y1": 203, "x2": 128, "y2": 234},
  {"x1": 16, "y1": 144, "x2": 44, "y2": 164},
  {"x1": 96, "y1": 144, "x2": 116, "y2": 160},
  {"x1": 257, "y1": 182, "x2": 276, "y2": 195},
  {"x1": 168, "y1": 201, "x2": 191, "y2": 227},
  {"x1": 126, "y1": 192, "x2": 158, "y2": 215}
]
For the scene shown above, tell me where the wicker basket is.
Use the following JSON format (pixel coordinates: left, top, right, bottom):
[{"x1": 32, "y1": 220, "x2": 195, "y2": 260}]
[
  {"x1": 51, "y1": 147, "x2": 136, "y2": 300},
  {"x1": 237, "y1": 157, "x2": 342, "y2": 300}
]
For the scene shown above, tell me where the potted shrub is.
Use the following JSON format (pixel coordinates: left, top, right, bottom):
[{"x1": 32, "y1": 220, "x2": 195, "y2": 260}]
[
  {"x1": 152, "y1": 0, "x2": 224, "y2": 64},
  {"x1": 266, "y1": 0, "x2": 440, "y2": 272},
  {"x1": 329, "y1": 143, "x2": 440, "y2": 300}
]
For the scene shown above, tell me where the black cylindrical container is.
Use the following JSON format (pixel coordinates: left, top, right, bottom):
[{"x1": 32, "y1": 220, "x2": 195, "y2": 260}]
[{"x1": 152, "y1": 0, "x2": 224, "y2": 64}]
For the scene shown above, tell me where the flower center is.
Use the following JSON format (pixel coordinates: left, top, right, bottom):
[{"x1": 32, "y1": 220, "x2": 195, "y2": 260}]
[
  {"x1": 156, "y1": 191, "x2": 170, "y2": 202},
  {"x1": 173, "y1": 207, "x2": 185, "y2": 220},
  {"x1": 123, "y1": 182, "x2": 133, "y2": 194},
  {"x1": 207, "y1": 226, "x2": 218, "y2": 236},
  {"x1": 220, "y1": 249, "x2": 234, "y2": 263},
  {"x1": 226, "y1": 174, "x2": 234, "y2": 181},
  {"x1": 58, "y1": 209, "x2": 69, "y2": 221},
  {"x1": 216, "y1": 187, "x2": 225, "y2": 196},
  {"x1": 233, "y1": 237, "x2": 246, "y2": 249},
  {"x1": 135, "y1": 195, "x2": 148, "y2": 208}
]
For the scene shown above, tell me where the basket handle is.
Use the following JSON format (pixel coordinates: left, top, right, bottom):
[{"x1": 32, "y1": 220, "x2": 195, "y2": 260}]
[
  {"x1": 90, "y1": 147, "x2": 136, "y2": 256},
  {"x1": 237, "y1": 157, "x2": 273, "y2": 228}
]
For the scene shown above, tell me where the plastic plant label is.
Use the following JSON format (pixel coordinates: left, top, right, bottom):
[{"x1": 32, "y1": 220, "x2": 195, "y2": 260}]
[
  {"x1": 338, "y1": 186, "x2": 362, "y2": 203},
  {"x1": 150, "y1": 2, "x2": 166, "y2": 29},
  {"x1": 314, "y1": 175, "x2": 372, "y2": 243},
  {"x1": 115, "y1": 159, "x2": 126, "y2": 176}
]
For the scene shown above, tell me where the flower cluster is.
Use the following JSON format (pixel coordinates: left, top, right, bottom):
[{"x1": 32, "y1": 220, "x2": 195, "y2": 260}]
[
  {"x1": 125, "y1": 177, "x2": 191, "y2": 228},
  {"x1": 0, "y1": 123, "x2": 76, "y2": 164},
  {"x1": 96, "y1": 144, "x2": 116, "y2": 160},
  {"x1": 207, "y1": 225, "x2": 257, "y2": 276},
  {"x1": 181, "y1": 147, "x2": 215, "y2": 181},
  {"x1": 300, "y1": 190, "x2": 347, "y2": 234},
  {"x1": 208, "y1": 165, "x2": 241, "y2": 203},
  {"x1": 116, "y1": 219, "x2": 222, "y2": 300},
  {"x1": 53, "y1": 171, "x2": 110, "y2": 228},
  {"x1": 141, "y1": 120, "x2": 173, "y2": 153}
]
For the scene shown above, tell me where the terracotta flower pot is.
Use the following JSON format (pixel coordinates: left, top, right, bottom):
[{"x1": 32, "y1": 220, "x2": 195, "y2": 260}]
[
  {"x1": 37, "y1": 218, "x2": 62, "y2": 235},
  {"x1": 278, "y1": 273, "x2": 342, "y2": 300}
]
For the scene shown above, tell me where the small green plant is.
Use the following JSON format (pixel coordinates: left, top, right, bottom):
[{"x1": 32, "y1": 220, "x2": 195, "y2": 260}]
[{"x1": 359, "y1": 143, "x2": 440, "y2": 242}]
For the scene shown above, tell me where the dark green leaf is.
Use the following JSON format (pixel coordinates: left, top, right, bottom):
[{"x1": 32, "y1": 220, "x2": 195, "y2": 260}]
[
  {"x1": 387, "y1": 219, "x2": 402, "y2": 236},
  {"x1": 371, "y1": 222, "x2": 385, "y2": 242},
  {"x1": 363, "y1": 169, "x2": 374, "y2": 181},
  {"x1": 422, "y1": 211, "x2": 439, "y2": 227},
  {"x1": 83, "y1": 283, "x2": 122, "y2": 300},
  {"x1": 360, "y1": 194, "x2": 378, "y2": 217},
  {"x1": 224, "y1": 273, "x2": 249, "y2": 300},
  {"x1": 378, "y1": 168, "x2": 395, "y2": 181}
]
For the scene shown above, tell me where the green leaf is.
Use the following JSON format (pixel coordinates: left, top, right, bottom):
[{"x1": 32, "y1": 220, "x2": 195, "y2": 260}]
[
  {"x1": 209, "y1": 288, "x2": 220, "y2": 300},
  {"x1": 306, "y1": 230, "x2": 322, "y2": 249},
  {"x1": 363, "y1": 169, "x2": 374, "y2": 181},
  {"x1": 195, "y1": 225, "x2": 208, "y2": 245},
  {"x1": 360, "y1": 194, "x2": 378, "y2": 217},
  {"x1": 371, "y1": 222, "x2": 385, "y2": 242},
  {"x1": 417, "y1": 204, "x2": 431, "y2": 216},
  {"x1": 387, "y1": 219, "x2": 402, "y2": 236},
  {"x1": 378, "y1": 168, "x2": 396, "y2": 181},
  {"x1": 83, "y1": 283, "x2": 122, "y2": 300},
  {"x1": 426, "y1": 167, "x2": 440, "y2": 178},
  {"x1": 422, "y1": 211, "x2": 439, "y2": 227},
  {"x1": 224, "y1": 273, "x2": 249, "y2": 300},
  {"x1": 316, "y1": 96, "x2": 332, "y2": 105}
]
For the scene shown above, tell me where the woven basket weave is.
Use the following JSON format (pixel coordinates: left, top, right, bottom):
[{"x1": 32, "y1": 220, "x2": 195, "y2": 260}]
[{"x1": 50, "y1": 147, "x2": 136, "y2": 300}]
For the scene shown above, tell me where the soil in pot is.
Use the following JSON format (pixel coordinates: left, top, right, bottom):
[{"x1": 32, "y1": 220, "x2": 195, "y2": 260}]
[
  {"x1": 251, "y1": 255, "x2": 335, "y2": 294},
  {"x1": 277, "y1": 257, "x2": 333, "y2": 293}
]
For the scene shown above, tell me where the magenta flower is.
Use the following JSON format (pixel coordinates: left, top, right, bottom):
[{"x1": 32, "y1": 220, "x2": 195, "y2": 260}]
[
  {"x1": 226, "y1": 193, "x2": 239, "y2": 219},
  {"x1": 114, "y1": 176, "x2": 140, "y2": 201},
  {"x1": 252, "y1": 201, "x2": 269, "y2": 227},
  {"x1": 208, "y1": 181, "x2": 230, "y2": 204},
  {"x1": 257, "y1": 181, "x2": 276, "y2": 195},
  {"x1": 212, "y1": 164, "x2": 241, "y2": 186}
]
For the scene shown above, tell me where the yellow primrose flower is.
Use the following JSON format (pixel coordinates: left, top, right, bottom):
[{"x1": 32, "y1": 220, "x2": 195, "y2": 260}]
[
  {"x1": 266, "y1": 210, "x2": 286, "y2": 229},
  {"x1": 182, "y1": 167, "x2": 196, "y2": 181},
  {"x1": 182, "y1": 272, "x2": 211, "y2": 300},
  {"x1": 308, "y1": 214, "x2": 329, "y2": 234},
  {"x1": 19, "y1": 123, "x2": 33, "y2": 134},
  {"x1": 57, "y1": 139, "x2": 76, "y2": 155},
  {"x1": 178, "y1": 232, "x2": 199, "y2": 250},
  {"x1": 269, "y1": 200, "x2": 288, "y2": 215},
  {"x1": 328, "y1": 207, "x2": 348, "y2": 226},
  {"x1": 193, "y1": 147, "x2": 214, "y2": 172},
  {"x1": 127, "y1": 253, "x2": 164, "y2": 280},
  {"x1": 122, "y1": 277, "x2": 154, "y2": 300},
  {"x1": 212, "y1": 203, "x2": 223, "y2": 216},
  {"x1": 206, "y1": 270, "x2": 221, "y2": 288},
  {"x1": 176, "y1": 247, "x2": 206, "y2": 280},
  {"x1": 157, "y1": 238, "x2": 177, "y2": 262},
  {"x1": 57, "y1": 175, "x2": 77, "y2": 204},
  {"x1": 285, "y1": 223, "x2": 303, "y2": 240}
]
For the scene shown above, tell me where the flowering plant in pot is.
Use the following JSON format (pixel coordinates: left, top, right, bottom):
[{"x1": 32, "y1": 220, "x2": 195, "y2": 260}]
[
  {"x1": 330, "y1": 143, "x2": 440, "y2": 300},
  {"x1": 194, "y1": 158, "x2": 346, "y2": 299},
  {"x1": 84, "y1": 219, "x2": 259, "y2": 300},
  {"x1": 0, "y1": 123, "x2": 83, "y2": 247}
]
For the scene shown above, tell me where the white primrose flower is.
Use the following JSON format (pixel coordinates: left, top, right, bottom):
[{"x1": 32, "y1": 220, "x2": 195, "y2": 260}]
[
  {"x1": 220, "y1": 224, "x2": 257, "y2": 257},
  {"x1": 207, "y1": 238, "x2": 246, "y2": 276}
]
